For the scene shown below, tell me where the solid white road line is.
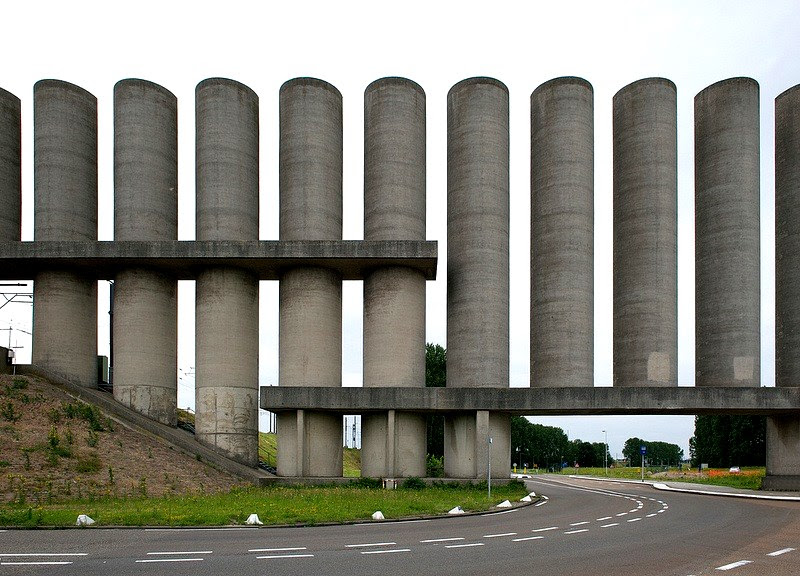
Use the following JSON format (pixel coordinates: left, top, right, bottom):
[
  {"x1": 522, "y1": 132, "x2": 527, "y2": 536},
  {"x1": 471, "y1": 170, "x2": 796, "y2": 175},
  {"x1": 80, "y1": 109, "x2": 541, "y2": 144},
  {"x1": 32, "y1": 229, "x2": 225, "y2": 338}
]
[
  {"x1": 767, "y1": 548, "x2": 795, "y2": 557},
  {"x1": 361, "y1": 549, "x2": 411, "y2": 555},
  {"x1": 146, "y1": 551, "x2": 212, "y2": 555},
  {"x1": 249, "y1": 547, "x2": 307, "y2": 553},
  {"x1": 513, "y1": 536, "x2": 544, "y2": 542},
  {"x1": 257, "y1": 554, "x2": 314, "y2": 559},
  {"x1": 601, "y1": 523, "x2": 619, "y2": 528},
  {"x1": 531, "y1": 526, "x2": 559, "y2": 532},
  {"x1": 1, "y1": 561, "x2": 73, "y2": 566},
  {"x1": 346, "y1": 542, "x2": 396, "y2": 548},
  {"x1": 445, "y1": 543, "x2": 485, "y2": 549},
  {"x1": 135, "y1": 558, "x2": 203, "y2": 563},
  {"x1": 564, "y1": 529, "x2": 589, "y2": 535},
  {"x1": 715, "y1": 560, "x2": 753, "y2": 570},
  {"x1": 420, "y1": 538, "x2": 464, "y2": 543}
]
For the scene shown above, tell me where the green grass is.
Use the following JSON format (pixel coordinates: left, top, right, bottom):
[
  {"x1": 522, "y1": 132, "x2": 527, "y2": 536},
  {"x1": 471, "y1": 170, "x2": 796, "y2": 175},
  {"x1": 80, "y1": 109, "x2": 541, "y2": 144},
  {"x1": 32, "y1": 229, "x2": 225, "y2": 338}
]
[
  {"x1": 562, "y1": 466, "x2": 765, "y2": 490},
  {"x1": 258, "y1": 433, "x2": 361, "y2": 477},
  {"x1": 0, "y1": 481, "x2": 529, "y2": 528}
]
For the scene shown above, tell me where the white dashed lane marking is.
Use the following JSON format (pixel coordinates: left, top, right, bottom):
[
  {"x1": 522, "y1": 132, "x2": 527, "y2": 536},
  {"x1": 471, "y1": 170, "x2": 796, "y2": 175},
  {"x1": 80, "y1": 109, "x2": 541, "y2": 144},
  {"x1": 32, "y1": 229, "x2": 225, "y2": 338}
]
[
  {"x1": 767, "y1": 548, "x2": 795, "y2": 557},
  {"x1": 249, "y1": 547, "x2": 307, "y2": 553},
  {"x1": 564, "y1": 529, "x2": 589, "y2": 535},
  {"x1": 483, "y1": 532, "x2": 516, "y2": 538},
  {"x1": 445, "y1": 543, "x2": 484, "y2": 549},
  {"x1": 569, "y1": 521, "x2": 590, "y2": 526},
  {"x1": 257, "y1": 554, "x2": 314, "y2": 559},
  {"x1": 513, "y1": 536, "x2": 544, "y2": 542},
  {"x1": 596, "y1": 516, "x2": 613, "y2": 521},
  {"x1": 346, "y1": 542, "x2": 396, "y2": 549},
  {"x1": 361, "y1": 549, "x2": 411, "y2": 555},
  {"x1": 715, "y1": 560, "x2": 753, "y2": 570},
  {"x1": 136, "y1": 558, "x2": 204, "y2": 563},
  {"x1": 601, "y1": 523, "x2": 619, "y2": 528},
  {"x1": 420, "y1": 538, "x2": 464, "y2": 543},
  {"x1": 531, "y1": 526, "x2": 559, "y2": 533},
  {"x1": 146, "y1": 551, "x2": 211, "y2": 555}
]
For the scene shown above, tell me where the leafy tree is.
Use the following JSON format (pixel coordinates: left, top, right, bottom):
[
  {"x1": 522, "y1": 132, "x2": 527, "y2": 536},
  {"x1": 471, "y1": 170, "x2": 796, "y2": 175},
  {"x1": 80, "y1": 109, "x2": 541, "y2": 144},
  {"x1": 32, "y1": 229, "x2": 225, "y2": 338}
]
[
  {"x1": 689, "y1": 415, "x2": 765, "y2": 468},
  {"x1": 510, "y1": 416, "x2": 571, "y2": 471},
  {"x1": 425, "y1": 343, "x2": 446, "y2": 458},
  {"x1": 622, "y1": 437, "x2": 683, "y2": 467}
]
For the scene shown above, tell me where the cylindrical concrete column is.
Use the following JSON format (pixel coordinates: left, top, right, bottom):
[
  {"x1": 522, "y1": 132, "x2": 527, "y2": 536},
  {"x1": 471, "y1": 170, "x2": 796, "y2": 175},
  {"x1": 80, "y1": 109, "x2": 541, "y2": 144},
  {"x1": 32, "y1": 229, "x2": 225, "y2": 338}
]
[
  {"x1": 695, "y1": 78, "x2": 760, "y2": 387},
  {"x1": 530, "y1": 77, "x2": 594, "y2": 388},
  {"x1": 613, "y1": 78, "x2": 677, "y2": 387},
  {"x1": 0, "y1": 87, "x2": 21, "y2": 241},
  {"x1": 770, "y1": 84, "x2": 800, "y2": 485},
  {"x1": 446, "y1": 77, "x2": 509, "y2": 478},
  {"x1": 195, "y1": 78, "x2": 259, "y2": 466},
  {"x1": 32, "y1": 80, "x2": 98, "y2": 386},
  {"x1": 113, "y1": 79, "x2": 178, "y2": 425},
  {"x1": 278, "y1": 78, "x2": 343, "y2": 477},
  {"x1": 362, "y1": 77, "x2": 427, "y2": 478}
]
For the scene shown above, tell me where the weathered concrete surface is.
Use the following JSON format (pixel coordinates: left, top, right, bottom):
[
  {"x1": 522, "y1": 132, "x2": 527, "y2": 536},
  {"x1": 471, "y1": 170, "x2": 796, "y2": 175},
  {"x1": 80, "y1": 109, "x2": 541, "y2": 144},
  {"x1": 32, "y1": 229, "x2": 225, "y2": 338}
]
[
  {"x1": 195, "y1": 79, "x2": 259, "y2": 466},
  {"x1": 278, "y1": 78, "x2": 343, "y2": 477},
  {"x1": 530, "y1": 77, "x2": 594, "y2": 388},
  {"x1": 261, "y1": 385, "x2": 800, "y2": 415},
  {"x1": 363, "y1": 77, "x2": 427, "y2": 478},
  {"x1": 695, "y1": 78, "x2": 760, "y2": 387},
  {"x1": 765, "y1": 416, "x2": 800, "y2": 490},
  {"x1": 0, "y1": 87, "x2": 20, "y2": 241},
  {"x1": 446, "y1": 77, "x2": 510, "y2": 478},
  {"x1": 32, "y1": 80, "x2": 97, "y2": 387},
  {"x1": 0, "y1": 240, "x2": 438, "y2": 280},
  {"x1": 776, "y1": 84, "x2": 800, "y2": 388},
  {"x1": 613, "y1": 78, "x2": 677, "y2": 387},
  {"x1": 113, "y1": 79, "x2": 178, "y2": 425}
]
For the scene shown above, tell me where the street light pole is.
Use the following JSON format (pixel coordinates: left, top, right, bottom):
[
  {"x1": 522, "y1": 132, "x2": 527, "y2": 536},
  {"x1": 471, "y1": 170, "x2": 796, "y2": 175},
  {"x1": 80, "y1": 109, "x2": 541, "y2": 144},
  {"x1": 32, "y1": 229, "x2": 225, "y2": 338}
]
[{"x1": 602, "y1": 429, "x2": 608, "y2": 474}]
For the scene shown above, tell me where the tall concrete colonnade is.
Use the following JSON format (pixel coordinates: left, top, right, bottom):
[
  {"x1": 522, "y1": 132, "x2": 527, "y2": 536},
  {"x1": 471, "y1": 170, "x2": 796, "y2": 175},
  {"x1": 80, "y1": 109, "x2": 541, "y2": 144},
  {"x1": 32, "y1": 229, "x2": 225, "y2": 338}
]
[{"x1": 2, "y1": 75, "x2": 800, "y2": 485}]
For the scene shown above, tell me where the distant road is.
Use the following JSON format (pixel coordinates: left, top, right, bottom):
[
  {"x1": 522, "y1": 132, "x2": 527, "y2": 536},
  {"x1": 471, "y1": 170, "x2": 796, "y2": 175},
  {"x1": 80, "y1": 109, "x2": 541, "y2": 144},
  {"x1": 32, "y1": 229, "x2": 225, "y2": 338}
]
[{"x1": 1, "y1": 476, "x2": 798, "y2": 575}]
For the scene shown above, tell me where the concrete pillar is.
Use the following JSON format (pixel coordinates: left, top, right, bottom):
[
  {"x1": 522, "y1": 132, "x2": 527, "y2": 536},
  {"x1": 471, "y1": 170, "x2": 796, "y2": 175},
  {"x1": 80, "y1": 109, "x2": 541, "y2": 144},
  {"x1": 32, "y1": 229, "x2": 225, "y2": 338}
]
[
  {"x1": 0, "y1": 87, "x2": 20, "y2": 241},
  {"x1": 695, "y1": 78, "x2": 760, "y2": 387},
  {"x1": 113, "y1": 79, "x2": 178, "y2": 425},
  {"x1": 768, "y1": 83, "x2": 800, "y2": 489},
  {"x1": 446, "y1": 77, "x2": 510, "y2": 478},
  {"x1": 530, "y1": 77, "x2": 594, "y2": 388},
  {"x1": 613, "y1": 78, "x2": 677, "y2": 386},
  {"x1": 278, "y1": 78, "x2": 343, "y2": 477},
  {"x1": 32, "y1": 80, "x2": 97, "y2": 386},
  {"x1": 362, "y1": 77, "x2": 427, "y2": 479},
  {"x1": 195, "y1": 78, "x2": 259, "y2": 466}
]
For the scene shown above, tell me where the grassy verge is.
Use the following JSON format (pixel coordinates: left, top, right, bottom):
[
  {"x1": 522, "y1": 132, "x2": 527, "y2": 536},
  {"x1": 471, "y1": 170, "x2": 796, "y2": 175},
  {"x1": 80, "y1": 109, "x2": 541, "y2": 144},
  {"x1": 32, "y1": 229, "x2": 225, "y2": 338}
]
[
  {"x1": 561, "y1": 466, "x2": 765, "y2": 490},
  {"x1": 0, "y1": 481, "x2": 529, "y2": 528}
]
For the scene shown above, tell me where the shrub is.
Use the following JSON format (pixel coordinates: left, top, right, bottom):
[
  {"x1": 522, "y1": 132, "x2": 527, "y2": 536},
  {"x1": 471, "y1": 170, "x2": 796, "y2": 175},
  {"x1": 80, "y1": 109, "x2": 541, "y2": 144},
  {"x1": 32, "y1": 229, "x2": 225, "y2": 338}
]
[
  {"x1": 426, "y1": 454, "x2": 444, "y2": 478},
  {"x1": 75, "y1": 454, "x2": 102, "y2": 474},
  {"x1": 401, "y1": 477, "x2": 426, "y2": 490},
  {"x1": 350, "y1": 477, "x2": 383, "y2": 489}
]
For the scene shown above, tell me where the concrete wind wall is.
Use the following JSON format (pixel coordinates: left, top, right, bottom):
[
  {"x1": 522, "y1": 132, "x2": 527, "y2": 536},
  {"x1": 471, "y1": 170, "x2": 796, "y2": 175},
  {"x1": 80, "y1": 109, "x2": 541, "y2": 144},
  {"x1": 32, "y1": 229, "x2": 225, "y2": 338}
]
[
  {"x1": 530, "y1": 77, "x2": 594, "y2": 388},
  {"x1": 613, "y1": 78, "x2": 677, "y2": 387},
  {"x1": 362, "y1": 77, "x2": 427, "y2": 478},
  {"x1": 195, "y1": 78, "x2": 260, "y2": 466},
  {"x1": 695, "y1": 78, "x2": 760, "y2": 387},
  {"x1": 113, "y1": 79, "x2": 178, "y2": 425},
  {"x1": 32, "y1": 80, "x2": 98, "y2": 387},
  {"x1": 278, "y1": 78, "x2": 343, "y2": 477}
]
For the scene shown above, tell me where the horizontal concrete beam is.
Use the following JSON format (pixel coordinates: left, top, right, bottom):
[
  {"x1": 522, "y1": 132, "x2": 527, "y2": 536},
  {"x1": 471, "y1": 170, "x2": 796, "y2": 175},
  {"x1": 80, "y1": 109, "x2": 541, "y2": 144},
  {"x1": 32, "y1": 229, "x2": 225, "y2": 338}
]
[
  {"x1": 0, "y1": 240, "x2": 438, "y2": 280},
  {"x1": 260, "y1": 386, "x2": 800, "y2": 415}
]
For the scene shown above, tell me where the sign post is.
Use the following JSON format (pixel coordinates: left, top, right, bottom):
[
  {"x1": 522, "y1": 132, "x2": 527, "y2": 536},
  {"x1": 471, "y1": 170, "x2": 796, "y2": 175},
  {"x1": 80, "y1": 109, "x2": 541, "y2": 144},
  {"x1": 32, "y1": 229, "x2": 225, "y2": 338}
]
[
  {"x1": 487, "y1": 436, "x2": 493, "y2": 499},
  {"x1": 640, "y1": 445, "x2": 647, "y2": 482}
]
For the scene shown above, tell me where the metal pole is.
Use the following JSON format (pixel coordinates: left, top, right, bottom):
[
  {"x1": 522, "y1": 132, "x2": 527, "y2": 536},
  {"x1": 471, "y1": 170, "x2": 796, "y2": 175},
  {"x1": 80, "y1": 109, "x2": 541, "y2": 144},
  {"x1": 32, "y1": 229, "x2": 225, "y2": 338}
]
[
  {"x1": 603, "y1": 429, "x2": 607, "y2": 474},
  {"x1": 488, "y1": 436, "x2": 492, "y2": 499},
  {"x1": 641, "y1": 453, "x2": 645, "y2": 482}
]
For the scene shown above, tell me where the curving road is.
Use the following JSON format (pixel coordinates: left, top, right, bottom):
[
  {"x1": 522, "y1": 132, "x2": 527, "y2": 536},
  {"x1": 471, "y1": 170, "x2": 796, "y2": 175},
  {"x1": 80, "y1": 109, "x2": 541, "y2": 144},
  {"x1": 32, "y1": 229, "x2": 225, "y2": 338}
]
[{"x1": 1, "y1": 476, "x2": 798, "y2": 575}]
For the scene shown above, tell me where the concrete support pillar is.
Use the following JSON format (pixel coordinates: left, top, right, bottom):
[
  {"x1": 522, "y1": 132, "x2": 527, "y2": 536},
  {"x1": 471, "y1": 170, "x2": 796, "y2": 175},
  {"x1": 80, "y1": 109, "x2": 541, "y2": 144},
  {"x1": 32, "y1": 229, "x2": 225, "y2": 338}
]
[
  {"x1": 446, "y1": 77, "x2": 510, "y2": 478},
  {"x1": 530, "y1": 77, "x2": 594, "y2": 388},
  {"x1": 32, "y1": 80, "x2": 97, "y2": 387},
  {"x1": 695, "y1": 78, "x2": 760, "y2": 387},
  {"x1": 0, "y1": 87, "x2": 20, "y2": 240},
  {"x1": 278, "y1": 78, "x2": 343, "y2": 477},
  {"x1": 195, "y1": 78, "x2": 259, "y2": 466},
  {"x1": 769, "y1": 83, "x2": 800, "y2": 489},
  {"x1": 113, "y1": 79, "x2": 178, "y2": 425},
  {"x1": 362, "y1": 77, "x2": 426, "y2": 478},
  {"x1": 613, "y1": 78, "x2": 677, "y2": 386}
]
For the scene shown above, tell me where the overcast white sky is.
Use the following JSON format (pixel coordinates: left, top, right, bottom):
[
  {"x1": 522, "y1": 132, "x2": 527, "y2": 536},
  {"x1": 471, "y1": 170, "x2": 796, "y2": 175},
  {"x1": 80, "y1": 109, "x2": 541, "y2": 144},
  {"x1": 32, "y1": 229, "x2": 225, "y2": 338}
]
[{"x1": 2, "y1": 1, "x2": 800, "y2": 458}]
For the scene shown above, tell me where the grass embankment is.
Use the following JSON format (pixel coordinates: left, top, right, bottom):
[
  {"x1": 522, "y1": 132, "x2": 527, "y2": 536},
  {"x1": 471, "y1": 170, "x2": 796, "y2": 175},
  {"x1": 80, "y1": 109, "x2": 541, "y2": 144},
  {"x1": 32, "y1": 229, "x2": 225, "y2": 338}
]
[
  {"x1": 258, "y1": 433, "x2": 361, "y2": 477},
  {"x1": 561, "y1": 466, "x2": 765, "y2": 490},
  {"x1": 0, "y1": 481, "x2": 529, "y2": 528}
]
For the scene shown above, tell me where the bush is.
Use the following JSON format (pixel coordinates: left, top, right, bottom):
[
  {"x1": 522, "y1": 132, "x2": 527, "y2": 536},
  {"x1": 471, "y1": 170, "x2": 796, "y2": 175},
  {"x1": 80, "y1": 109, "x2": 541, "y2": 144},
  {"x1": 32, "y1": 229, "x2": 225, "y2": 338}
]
[
  {"x1": 401, "y1": 477, "x2": 426, "y2": 490},
  {"x1": 426, "y1": 454, "x2": 444, "y2": 478},
  {"x1": 350, "y1": 477, "x2": 382, "y2": 489}
]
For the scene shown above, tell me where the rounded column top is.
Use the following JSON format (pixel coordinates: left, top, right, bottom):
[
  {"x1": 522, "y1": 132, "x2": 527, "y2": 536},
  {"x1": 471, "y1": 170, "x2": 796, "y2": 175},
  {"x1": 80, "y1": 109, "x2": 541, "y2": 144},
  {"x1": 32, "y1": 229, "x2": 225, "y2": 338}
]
[
  {"x1": 115, "y1": 78, "x2": 176, "y2": 100},
  {"x1": 196, "y1": 77, "x2": 258, "y2": 100},
  {"x1": 0, "y1": 86, "x2": 20, "y2": 106},
  {"x1": 280, "y1": 77, "x2": 342, "y2": 99},
  {"x1": 777, "y1": 83, "x2": 800, "y2": 104},
  {"x1": 34, "y1": 79, "x2": 96, "y2": 103},
  {"x1": 532, "y1": 76, "x2": 593, "y2": 98},
  {"x1": 366, "y1": 77, "x2": 425, "y2": 96},
  {"x1": 695, "y1": 77, "x2": 759, "y2": 100},
  {"x1": 449, "y1": 76, "x2": 508, "y2": 97},
  {"x1": 614, "y1": 77, "x2": 676, "y2": 100}
]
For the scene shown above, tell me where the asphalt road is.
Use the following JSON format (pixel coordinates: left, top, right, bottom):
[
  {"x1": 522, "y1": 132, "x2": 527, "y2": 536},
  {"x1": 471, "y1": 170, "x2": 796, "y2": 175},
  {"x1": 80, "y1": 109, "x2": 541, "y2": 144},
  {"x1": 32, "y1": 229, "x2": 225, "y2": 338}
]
[{"x1": 1, "y1": 476, "x2": 798, "y2": 575}]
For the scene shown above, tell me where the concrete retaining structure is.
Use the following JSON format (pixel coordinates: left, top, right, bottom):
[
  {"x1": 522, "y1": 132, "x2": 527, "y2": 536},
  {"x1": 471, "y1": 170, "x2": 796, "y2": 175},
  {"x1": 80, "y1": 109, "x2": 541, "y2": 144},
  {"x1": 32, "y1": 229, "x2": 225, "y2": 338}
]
[
  {"x1": 112, "y1": 79, "x2": 178, "y2": 425},
  {"x1": 695, "y1": 78, "x2": 760, "y2": 387},
  {"x1": 0, "y1": 87, "x2": 20, "y2": 241},
  {"x1": 530, "y1": 77, "x2": 594, "y2": 388},
  {"x1": 613, "y1": 78, "x2": 677, "y2": 386},
  {"x1": 32, "y1": 80, "x2": 98, "y2": 387},
  {"x1": 194, "y1": 78, "x2": 260, "y2": 466},
  {"x1": 362, "y1": 77, "x2": 427, "y2": 478},
  {"x1": 278, "y1": 78, "x2": 343, "y2": 477},
  {"x1": 446, "y1": 77, "x2": 510, "y2": 479}
]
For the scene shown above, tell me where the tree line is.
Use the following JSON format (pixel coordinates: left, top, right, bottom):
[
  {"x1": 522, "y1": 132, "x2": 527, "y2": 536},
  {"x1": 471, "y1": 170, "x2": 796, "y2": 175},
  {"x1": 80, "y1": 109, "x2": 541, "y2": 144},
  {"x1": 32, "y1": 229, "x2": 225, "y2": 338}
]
[{"x1": 689, "y1": 415, "x2": 765, "y2": 468}]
